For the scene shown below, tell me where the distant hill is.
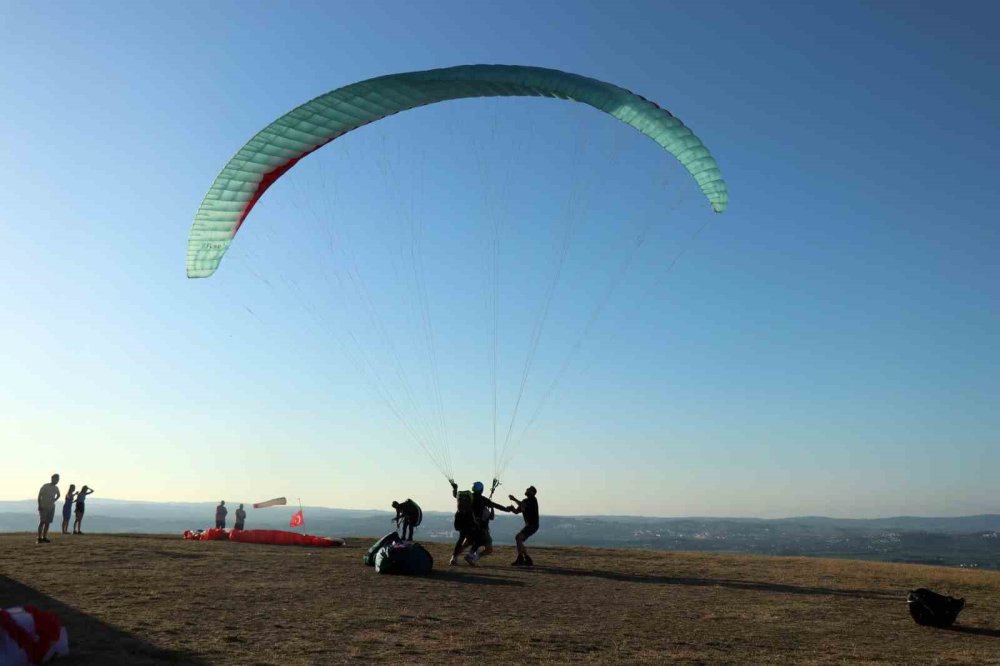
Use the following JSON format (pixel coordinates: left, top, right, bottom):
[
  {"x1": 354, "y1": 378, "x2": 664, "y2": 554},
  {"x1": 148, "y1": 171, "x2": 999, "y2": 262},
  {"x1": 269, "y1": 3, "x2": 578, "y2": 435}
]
[{"x1": 4, "y1": 499, "x2": 1000, "y2": 568}]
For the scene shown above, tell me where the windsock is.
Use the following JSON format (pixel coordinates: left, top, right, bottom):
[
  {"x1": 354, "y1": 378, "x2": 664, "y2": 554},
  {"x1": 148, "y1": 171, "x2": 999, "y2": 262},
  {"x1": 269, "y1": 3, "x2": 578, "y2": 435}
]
[{"x1": 252, "y1": 497, "x2": 287, "y2": 509}]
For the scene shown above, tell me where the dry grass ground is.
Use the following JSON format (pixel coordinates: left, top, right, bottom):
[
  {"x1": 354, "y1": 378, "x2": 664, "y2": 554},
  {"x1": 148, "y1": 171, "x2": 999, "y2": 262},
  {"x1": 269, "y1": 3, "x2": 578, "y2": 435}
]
[{"x1": 2, "y1": 533, "x2": 999, "y2": 664}]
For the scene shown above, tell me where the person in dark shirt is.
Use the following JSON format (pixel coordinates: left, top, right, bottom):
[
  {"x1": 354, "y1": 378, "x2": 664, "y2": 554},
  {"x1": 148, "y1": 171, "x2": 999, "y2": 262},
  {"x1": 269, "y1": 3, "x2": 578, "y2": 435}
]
[
  {"x1": 72, "y1": 486, "x2": 94, "y2": 535},
  {"x1": 391, "y1": 498, "x2": 422, "y2": 541},
  {"x1": 61, "y1": 484, "x2": 77, "y2": 535},
  {"x1": 509, "y1": 486, "x2": 539, "y2": 566},
  {"x1": 215, "y1": 501, "x2": 228, "y2": 529},
  {"x1": 234, "y1": 504, "x2": 247, "y2": 530},
  {"x1": 463, "y1": 481, "x2": 512, "y2": 566}
]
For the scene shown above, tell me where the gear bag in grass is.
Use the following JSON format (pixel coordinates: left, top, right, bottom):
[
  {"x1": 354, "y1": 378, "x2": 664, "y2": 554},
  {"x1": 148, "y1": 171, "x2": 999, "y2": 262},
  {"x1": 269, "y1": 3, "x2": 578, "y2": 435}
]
[
  {"x1": 363, "y1": 532, "x2": 400, "y2": 566},
  {"x1": 375, "y1": 541, "x2": 434, "y2": 575},
  {"x1": 907, "y1": 588, "x2": 965, "y2": 628}
]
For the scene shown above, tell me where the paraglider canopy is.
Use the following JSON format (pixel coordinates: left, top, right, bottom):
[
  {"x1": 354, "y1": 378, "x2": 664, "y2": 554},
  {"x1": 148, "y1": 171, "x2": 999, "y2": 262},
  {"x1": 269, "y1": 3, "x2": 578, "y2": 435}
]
[{"x1": 187, "y1": 64, "x2": 727, "y2": 279}]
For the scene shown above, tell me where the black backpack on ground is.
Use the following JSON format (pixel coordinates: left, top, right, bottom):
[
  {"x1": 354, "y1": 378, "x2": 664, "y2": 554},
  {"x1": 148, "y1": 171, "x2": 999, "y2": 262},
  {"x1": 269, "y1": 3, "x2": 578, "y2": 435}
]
[
  {"x1": 375, "y1": 541, "x2": 434, "y2": 575},
  {"x1": 907, "y1": 588, "x2": 965, "y2": 628}
]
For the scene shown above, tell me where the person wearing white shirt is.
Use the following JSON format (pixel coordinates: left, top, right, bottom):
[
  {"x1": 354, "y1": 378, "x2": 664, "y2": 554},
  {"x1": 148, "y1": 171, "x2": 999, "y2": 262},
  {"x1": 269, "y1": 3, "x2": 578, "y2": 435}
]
[{"x1": 36, "y1": 474, "x2": 61, "y2": 544}]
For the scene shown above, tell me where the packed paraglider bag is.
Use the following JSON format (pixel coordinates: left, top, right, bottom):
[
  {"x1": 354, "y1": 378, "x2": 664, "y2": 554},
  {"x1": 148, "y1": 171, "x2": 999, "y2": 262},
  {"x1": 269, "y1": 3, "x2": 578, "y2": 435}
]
[
  {"x1": 907, "y1": 588, "x2": 965, "y2": 628},
  {"x1": 454, "y1": 490, "x2": 475, "y2": 531},
  {"x1": 364, "y1": 532, "x2": 401, "y2": 567},
  {"x1": 374, "y1": 541, "x2": 434, "y2": 576}
]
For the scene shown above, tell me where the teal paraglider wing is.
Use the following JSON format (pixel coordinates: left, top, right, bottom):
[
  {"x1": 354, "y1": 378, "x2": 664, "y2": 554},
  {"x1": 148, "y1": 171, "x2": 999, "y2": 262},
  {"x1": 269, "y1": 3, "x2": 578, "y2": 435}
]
[{"x1": 187, "y1": 64, "x2": 727, "y2": 278}]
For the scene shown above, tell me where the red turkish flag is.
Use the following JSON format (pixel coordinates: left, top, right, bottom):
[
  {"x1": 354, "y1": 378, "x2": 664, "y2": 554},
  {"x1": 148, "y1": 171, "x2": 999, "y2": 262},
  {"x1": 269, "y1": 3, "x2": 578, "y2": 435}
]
[{"x1": 290, "y1": 510, "x2": 304, "y2": 528}]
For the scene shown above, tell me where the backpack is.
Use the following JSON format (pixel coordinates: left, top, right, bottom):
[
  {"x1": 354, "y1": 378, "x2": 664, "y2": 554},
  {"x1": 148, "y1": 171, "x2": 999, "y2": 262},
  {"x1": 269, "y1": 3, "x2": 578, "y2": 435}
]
[
  {"x1": 375, "y1": 541, "x2": 434, "y2": 576},
  {"x1": 397, "y1": 499, "x2": 422, "y2": 526},
  {"x1": 454, "y1": 491, "x2": 475, "y2": 531},
  {"x1": 907, "y1": 588, "x2": 965, "y2": 628}
]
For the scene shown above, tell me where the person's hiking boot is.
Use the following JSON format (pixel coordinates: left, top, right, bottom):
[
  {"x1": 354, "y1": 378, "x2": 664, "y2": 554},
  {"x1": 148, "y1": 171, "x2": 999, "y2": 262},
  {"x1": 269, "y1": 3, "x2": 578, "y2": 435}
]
[
  {"x1": 449, "y1": 556, "x2": 459, "y2": 566},
  {"x1": 464, "y1": 552, "x2": 478, "y2": 566},
  {"x1": 523, "y1": 556, "x2": 534, "y2": 567},
  {"x1": 511, "y1": 556, "x2": 525, "y2": 566},
  {"x1": 36, "y1": 537, "x2": 43, "y2": 544}
]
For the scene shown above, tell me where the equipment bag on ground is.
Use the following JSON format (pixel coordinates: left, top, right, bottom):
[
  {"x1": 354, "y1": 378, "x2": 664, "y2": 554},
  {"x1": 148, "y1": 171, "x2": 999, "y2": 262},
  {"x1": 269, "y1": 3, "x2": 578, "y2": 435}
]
[
  {"x1": 907, "y1": 588, "x2": 965, "y2": 628},
  {"x1": 374, "y1": 541, "x2": 434, "y2": 576}
]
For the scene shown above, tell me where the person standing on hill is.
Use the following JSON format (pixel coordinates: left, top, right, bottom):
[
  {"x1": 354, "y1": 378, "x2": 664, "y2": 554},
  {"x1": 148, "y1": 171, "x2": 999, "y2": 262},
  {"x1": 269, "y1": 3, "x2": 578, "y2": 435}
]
[
  {"x1": 61, "y1": 484, "x2": 77, "y2": 535},
  {"x1": 391, "y1": 498, "x2": 422, "y2": 541},
  {"x1": 36, "y1": 474, "x2": 61, "y2": 544},
  {"x1": 509, "y1": 486, "x2": 539, "y2": 566},
  {"x1": 72, "y1": 485, "x2": 94, "y2": 535},
  {"x1": 215, "y1": 500, "x2": 228, "y2": 529},
  {"x1": 234, "y1": 504, "x2": 246, "y2": 530},
  {"x1": 449, "y1": 481, "x2": 474, "y2": 565},
  {"x1": 462, "y1": 481, "x2": 513, "y2": 566}
]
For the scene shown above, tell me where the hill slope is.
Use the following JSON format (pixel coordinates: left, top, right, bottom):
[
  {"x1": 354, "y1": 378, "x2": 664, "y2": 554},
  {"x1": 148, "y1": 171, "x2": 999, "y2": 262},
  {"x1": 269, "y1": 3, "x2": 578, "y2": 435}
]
[{"x1": 2, "y1": 533, "x2": 999, "y2": 664}]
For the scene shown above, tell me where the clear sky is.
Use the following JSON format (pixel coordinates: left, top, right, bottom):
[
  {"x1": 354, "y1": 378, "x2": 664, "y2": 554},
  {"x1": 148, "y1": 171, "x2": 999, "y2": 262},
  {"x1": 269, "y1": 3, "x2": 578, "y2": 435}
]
[{"x1": 2, "y1": 1, "x2": 997, "y2": 518}]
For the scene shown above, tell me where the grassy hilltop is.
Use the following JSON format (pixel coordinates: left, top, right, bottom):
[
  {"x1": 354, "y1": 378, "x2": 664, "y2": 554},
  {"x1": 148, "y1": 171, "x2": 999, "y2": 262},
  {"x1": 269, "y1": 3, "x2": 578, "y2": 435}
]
[{"x1": 2, "y1": 533, "x2": 999, "y2": 664}]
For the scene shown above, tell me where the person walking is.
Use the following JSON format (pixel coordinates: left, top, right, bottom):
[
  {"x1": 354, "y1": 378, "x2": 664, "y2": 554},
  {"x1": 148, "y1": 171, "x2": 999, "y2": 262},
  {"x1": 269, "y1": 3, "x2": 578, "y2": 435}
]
[
  {"x1": 72, "y1": 485, "x2": 94, "y2": 535},
  {"x1": 36, "y1": 474, "x2": 60, "y2": 544},
  {"x1": 215, "y1": 501, "x2": 228, "y2": 529},
  {"x1": 61, "y1": 484, "x2": 77, "y2": 535}
]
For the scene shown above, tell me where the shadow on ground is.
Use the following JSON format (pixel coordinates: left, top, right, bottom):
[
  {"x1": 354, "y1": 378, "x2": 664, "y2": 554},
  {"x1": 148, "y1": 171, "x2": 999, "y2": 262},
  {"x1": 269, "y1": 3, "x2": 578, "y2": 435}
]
[
  {"x1": 0, "y1": 575, "x2": 210, "y2": 665},
  {"x1": 429, "y1": 570, "x2": 525, "y2": 586},
  {"x1": 531, "y1": 565, "x2": 901, "y2": 601},
  {"x1": 948, "y1": 625, "x2": 1000, "y2": 638}
]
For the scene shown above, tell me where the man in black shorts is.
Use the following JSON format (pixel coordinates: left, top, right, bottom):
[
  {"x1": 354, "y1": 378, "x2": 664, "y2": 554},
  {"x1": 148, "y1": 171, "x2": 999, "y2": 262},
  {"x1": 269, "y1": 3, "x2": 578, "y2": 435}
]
[{"x1": 509, "y1": 486, "x2": 539, "y2": 566}]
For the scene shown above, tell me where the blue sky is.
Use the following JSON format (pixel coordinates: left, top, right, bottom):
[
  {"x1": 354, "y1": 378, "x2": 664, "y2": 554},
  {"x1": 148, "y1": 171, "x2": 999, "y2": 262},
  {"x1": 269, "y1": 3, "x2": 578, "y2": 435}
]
[{"x1": 1, "y1": 1, "x2": 997, "y2": 518}]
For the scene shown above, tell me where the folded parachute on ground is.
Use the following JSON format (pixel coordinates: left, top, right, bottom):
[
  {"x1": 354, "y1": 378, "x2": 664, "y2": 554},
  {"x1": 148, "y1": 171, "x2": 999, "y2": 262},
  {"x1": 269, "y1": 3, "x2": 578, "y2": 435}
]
[
  {"x1": 183, "y1": 528, "x2": 229, "y2": 541},
  {"x1": 183, "y1": 528, "x2": 341, "y2": 547},
  {"x1": 0, "y1": 606, "x2": 69, "y2": 665},
  {"x1": 229, "y1": 529, "x2": 343, "y2": 548}
]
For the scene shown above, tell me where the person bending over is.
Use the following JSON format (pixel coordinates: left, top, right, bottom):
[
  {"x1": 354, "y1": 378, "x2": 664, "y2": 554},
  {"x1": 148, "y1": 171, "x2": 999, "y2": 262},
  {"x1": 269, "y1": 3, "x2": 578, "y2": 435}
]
[{"x1": 391, "y1": 498, "x2": 422, "y2": 541}]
